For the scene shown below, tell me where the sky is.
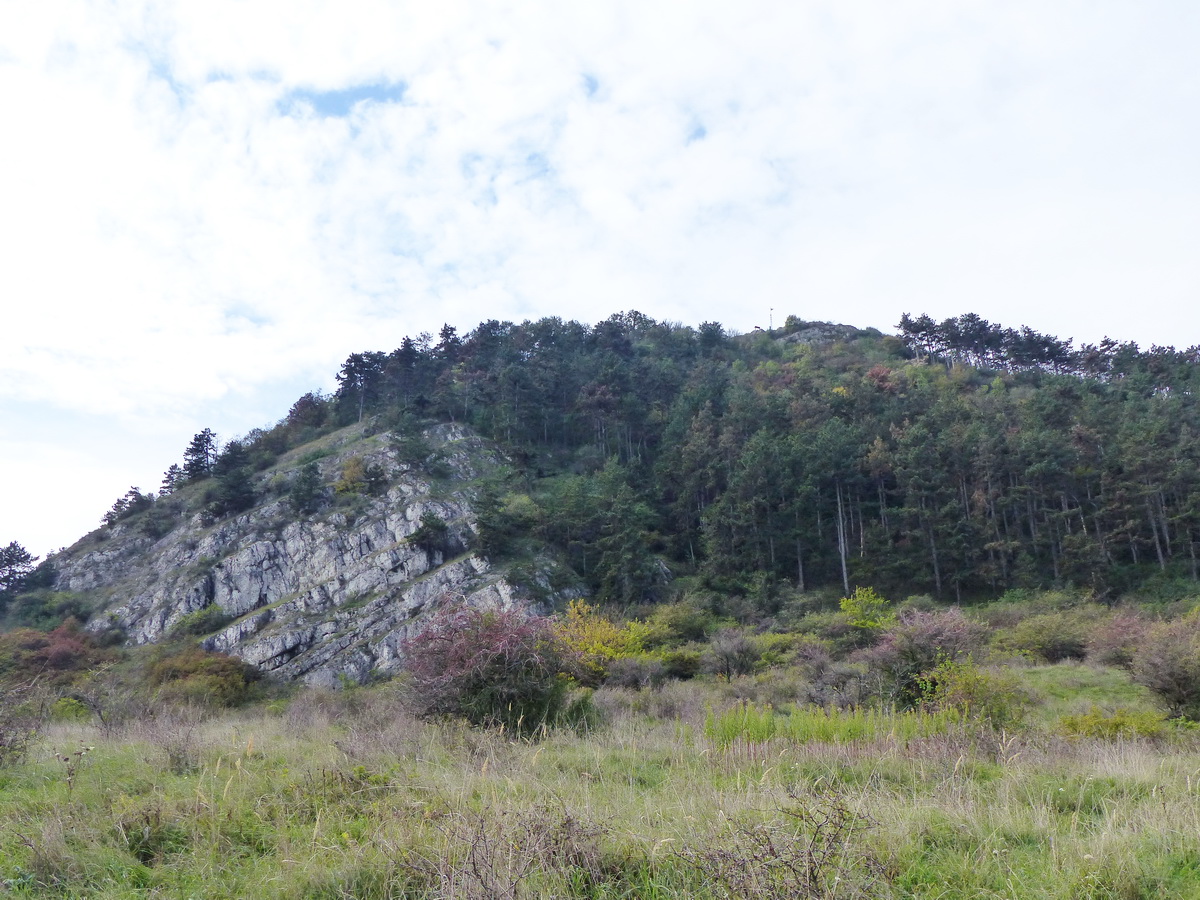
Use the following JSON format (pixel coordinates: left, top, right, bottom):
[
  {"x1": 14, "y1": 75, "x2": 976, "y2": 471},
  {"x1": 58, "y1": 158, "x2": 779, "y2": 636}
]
[{"x1": 2, "y1": 1, "x2": 1199, "y2": 559}]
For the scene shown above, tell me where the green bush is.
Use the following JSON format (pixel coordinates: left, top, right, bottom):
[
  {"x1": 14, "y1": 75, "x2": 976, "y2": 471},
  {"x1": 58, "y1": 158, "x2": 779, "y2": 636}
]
[
  {"x1": 49, "y1": 697, "x2": 92, "y2": 723},
  {"x1": 919, "y1": 659, "x2": 1032, "y2": 730},
  {"x1": 169, "y1": 605, "x2": 232, "y2": 639},
  {"x1": 994, "y1": 610, "x2": 1092, "y2": 663},
  {"x1": 408, "y1": 513, "x2": 454, "y2": 558},
  {"x1": 288, "y1": 461, "x2": 325, "y2": 514},
  {"x1": 641, "y1": 600, "x2": 718, "y2": 647},
  {"x1": 146, "y1": 648, "x2": 260, "y2": 707},
  {"x1": 839, "y1": 586, "x2": 894, "y2": 631},
  {"x1": 3, "y1": 590, "x2": 91, "y2": 631},
  {"x1": 658, "y1": 647, "x2": 702, "y2": 680}
]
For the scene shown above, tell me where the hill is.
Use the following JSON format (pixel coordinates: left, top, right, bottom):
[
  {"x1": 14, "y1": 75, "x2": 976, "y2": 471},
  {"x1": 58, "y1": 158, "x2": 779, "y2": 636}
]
[{"x1": 4, "y1": 310, "x2": 1200, "y2": 679}]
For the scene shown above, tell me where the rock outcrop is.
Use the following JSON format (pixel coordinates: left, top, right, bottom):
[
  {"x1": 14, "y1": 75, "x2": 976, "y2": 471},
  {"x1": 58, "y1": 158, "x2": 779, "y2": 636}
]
[
  {"x1": 54, "y1": 423, "x2": 544, "y2": 687},
  {"x1": 777, "y1": 322, "x2": 866, "y2": 346}
]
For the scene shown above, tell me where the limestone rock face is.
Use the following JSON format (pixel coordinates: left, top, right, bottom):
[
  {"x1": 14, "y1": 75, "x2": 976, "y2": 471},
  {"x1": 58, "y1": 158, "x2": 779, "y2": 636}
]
[
  {"x1": 54, "y1": 423, "x2": 539, "y2": 687},
  {"x1": 777, "y1": 322, "x2": 868, "y2": 346}
]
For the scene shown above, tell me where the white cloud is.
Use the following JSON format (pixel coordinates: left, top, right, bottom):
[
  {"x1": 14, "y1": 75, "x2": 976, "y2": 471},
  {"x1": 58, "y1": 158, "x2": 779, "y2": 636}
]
[{"x1": 1, "y1": 0, "x2": 1199, "y2": 554}]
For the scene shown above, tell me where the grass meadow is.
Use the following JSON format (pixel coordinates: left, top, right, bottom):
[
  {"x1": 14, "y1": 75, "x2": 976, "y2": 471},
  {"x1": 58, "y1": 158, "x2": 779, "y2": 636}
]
[{"x1": 3, "y1": 663, "x2": 1200, "y2": 899}]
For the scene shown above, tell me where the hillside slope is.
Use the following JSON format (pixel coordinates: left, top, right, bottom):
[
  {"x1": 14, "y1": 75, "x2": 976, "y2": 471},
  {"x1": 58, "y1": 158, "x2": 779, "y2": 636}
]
[{"x1": 49, "y1": 423, "x2": 550, "y2": 686}]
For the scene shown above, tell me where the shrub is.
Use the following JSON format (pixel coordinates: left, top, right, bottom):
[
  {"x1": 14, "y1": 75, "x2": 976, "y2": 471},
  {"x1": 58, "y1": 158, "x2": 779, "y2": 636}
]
[
  {"x1": 202, "y1": 468, "x2": 255, "y2": 521},
  {"x1": 606, "y1": 656, "x2": 667, "y2": 690},
  {"x1": 408, "y1": 513, "x2": 454, "y2": 558},
  {"x1": 1131, "y1": 612, "x2": 1200, "y2": 719},
  {"x1": 49, "y1": 697, "x2": 92, "y2": 723},
  {"x1": 642, "y1": 600, "x2": 718, "y2": 647},
  {"x1": 553, "y1": 600, "x2": 651, "y2": 685},
  {"x1": 919, "y1": 659, "x2": 1032, "y2": 729},
  {"x1": 1087, "y1": 612, "x2": 1150, "y2": 669},
  {"x1": 169, "y1": 605, "x2": 232, "y2": 639},
  {"x1": 789, "y1": 609, "x2": 865, "y2": 655},
  {"x1": 3, "y1": 591, "x2": 90, "y2": 631},
  {"x1": 839, "y1": 586, "x2": 894, "y2": 631},
  {"x1": 994, "y1": 610, "x2": 1092, "y2": 663},
  {"x1": 659, "y1": 647, "x2": 703, "y2": 680},
  {"x1": 858, "y1": 608, "x2": 986, "y2": 705},
  {"x1": 0, "y1": 680, "x2": 42, "y2": 766},
  {"x1": 334, "y1": 456, "x2": 388, "y2": 496},
  {"x1": 288, "y1": 462, "x2": 325, "y2": 514},
  {"x1": 146, "y1": 648, "x2": 260, "y2": 707},
  {"x1": 1059, "y1": 706, "x2": 1168, "y2": 740},
  {"x1": 136, "y1": 501, "x2": 179, "y2": 540},
  {"x1": 675, "y1": 792, "x2": 887, "y2": 900},
  {"x1": 400, "y1": 604, "x2": 580, "y2": 733},
  {"x1": 0, "y1": 620, "x2": 113, "y2": 687},
  {"x1": 703, "y1": 629, "x2": 760, "y2": 681}
]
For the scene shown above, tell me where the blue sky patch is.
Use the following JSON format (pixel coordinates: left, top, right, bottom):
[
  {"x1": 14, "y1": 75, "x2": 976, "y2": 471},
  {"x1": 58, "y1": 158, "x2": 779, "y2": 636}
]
[{"x1": 281, "y1": 82, "x2": 406, "y2": 118}]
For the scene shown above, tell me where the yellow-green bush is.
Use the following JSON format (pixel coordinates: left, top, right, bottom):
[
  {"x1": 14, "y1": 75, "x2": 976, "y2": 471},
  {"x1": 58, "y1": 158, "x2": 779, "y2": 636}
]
[
  {"x1": 920, "y1": 659, "x2": 1032, "y2": 729},
  {"x1": 1059, "y1": 706, "x2": 1168, "y2": 740},
  {"x1": 553, "y1": 600, "x2": 652, "y2": 685}
]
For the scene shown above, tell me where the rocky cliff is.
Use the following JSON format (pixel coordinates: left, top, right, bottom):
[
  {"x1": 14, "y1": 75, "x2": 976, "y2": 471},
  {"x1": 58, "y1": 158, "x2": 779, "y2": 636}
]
[{"x1": 53, "y1": 423, "x2": 548, "y2": 687}]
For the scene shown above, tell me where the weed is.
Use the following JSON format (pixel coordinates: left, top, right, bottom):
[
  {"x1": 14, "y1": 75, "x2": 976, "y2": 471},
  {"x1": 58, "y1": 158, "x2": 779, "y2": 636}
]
[
  {"x1": 56, "y1": 740, "x2": 94, "y2": 797},
  {"x1": 399, "y1": 803, "x2": 610, "y2": 899},
  {"x1": 676, "y1": 792, "x2": 886, "y2": 899},
  {"x1": 0, "y1": 680, "x2": 42, "y2": 766}
]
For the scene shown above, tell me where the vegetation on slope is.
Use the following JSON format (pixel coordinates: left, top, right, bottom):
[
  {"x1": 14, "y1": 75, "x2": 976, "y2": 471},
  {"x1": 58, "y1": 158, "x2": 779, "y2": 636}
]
[
  {"x1": 210, "y1": 310, "x2": 1200, "y2": 605},
  {"x1": 3, "y1": 310, "x2": 1200, "y2": 894}
]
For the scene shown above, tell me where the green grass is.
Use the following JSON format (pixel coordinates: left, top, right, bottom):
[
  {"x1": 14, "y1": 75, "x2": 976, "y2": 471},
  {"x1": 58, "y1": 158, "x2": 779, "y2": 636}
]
[
  {"x1": 704, "y1": 701, "x2": 964, "y2": 750},
  {"x1": 1016, "y1": 661, "x2": 1159, "y2": 722},
  {"x1": 2, "y1": 677, "x2": 1199, "y2": 899}
]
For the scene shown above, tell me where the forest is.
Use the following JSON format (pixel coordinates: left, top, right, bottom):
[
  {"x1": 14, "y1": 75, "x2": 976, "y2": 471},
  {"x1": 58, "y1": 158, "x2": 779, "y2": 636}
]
[{"x1": 257, "y1": 310, "x2": 1200, "y2": 608}]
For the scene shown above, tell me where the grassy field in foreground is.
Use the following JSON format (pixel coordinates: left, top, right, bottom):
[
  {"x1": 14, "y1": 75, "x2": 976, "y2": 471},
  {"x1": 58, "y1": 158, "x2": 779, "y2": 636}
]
[{"x1": 2, "y1": 671, "x2": 1200, "y2": 899}]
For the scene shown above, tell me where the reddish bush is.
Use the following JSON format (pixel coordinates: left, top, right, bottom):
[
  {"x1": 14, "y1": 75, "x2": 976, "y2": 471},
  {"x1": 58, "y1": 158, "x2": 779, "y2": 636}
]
[
  {"x1": 1087, "y1": 612, "x2": 1150, "y2": 669},
  {"x1": 1131, "y1": 612, "x2": 1200, "y2": 719},
  {"x1": 857, "y1": 608, "x2": 987, "y2": 705},
  {"x1": 0, "y1": 620, "x2": 112, "y2": 687},
  {"x1": 400, "y1": 603, "x2": 580, "y2": 733}
]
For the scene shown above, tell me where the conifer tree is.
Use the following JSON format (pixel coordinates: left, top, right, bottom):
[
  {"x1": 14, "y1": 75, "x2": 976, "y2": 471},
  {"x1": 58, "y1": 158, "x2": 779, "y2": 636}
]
[{"x1": 182, "y1": 428, "x2": 218, "y2": 479}]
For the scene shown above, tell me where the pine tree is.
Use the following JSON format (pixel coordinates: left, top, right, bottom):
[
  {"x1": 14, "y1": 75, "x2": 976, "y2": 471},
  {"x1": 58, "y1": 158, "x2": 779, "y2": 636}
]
[
  {"x1": 161, "y1": 464, "x2": 184, "y2": 495},
  {"x1": 0, "y1": 541, "x2": 37, "y2": 600},
  {"x1": 183, "y1": 428, "x2": 218, "y2": 479}
]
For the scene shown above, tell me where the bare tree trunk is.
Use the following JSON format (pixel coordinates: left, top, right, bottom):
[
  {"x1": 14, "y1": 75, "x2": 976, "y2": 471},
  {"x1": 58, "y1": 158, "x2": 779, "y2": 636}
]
[
  {"x1": 1146, "y1": 497, "x2": 1167, "y2": 571},
  {"x1": 835, "y1": 482, "x2": 850, "y2": 595}
]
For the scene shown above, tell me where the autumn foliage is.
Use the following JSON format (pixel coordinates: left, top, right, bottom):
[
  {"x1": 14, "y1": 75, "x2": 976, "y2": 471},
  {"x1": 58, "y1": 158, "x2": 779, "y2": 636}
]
[{"x1": 401, "y1": 604, "x2": 580, "y2": 732}]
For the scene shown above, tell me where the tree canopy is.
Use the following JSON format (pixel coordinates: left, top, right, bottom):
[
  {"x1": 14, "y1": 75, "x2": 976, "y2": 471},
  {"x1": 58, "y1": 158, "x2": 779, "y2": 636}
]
[{"x1": 82, "y1": 309, "x2": 1200, "y2": 607}]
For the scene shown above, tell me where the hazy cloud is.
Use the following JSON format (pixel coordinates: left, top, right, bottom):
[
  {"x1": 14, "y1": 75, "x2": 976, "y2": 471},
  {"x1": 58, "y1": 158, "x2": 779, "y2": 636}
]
[{"x1": 2, "y1": 0, "x2": 1198, "y2": 553}]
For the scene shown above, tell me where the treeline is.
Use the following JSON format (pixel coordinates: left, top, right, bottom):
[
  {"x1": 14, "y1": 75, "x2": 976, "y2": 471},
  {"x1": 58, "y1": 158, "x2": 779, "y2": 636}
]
[
  {"x1": 82, "y1": 310, "x2": 1200, "y2": 607},
  {"x1": 899, "y1": 312, "x2": 1200, "y2": 388}
]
